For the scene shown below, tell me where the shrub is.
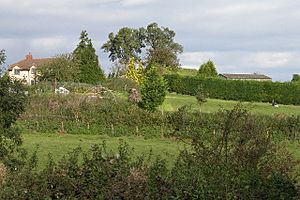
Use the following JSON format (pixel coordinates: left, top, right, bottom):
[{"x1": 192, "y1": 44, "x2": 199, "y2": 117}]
[
  {"x1": 195, "y1": 85, "x2": 207, "y2": 106},
  {"x1": 169, "y1": 105, "x2": 300, "y2": 199},
  {"x1": 0, "y1": 75, "x2": 28, "y2": 168},
  {"x1": 139, "y1": 67, "x2": 168, "y2": 111}
]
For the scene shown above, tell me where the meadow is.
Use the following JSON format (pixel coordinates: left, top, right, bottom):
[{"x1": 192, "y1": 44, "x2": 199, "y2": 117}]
[
  {"x1": 161, "y1": 93, "x2": 300, "y2": 115},
  {"x1": 21, "y1": 133, "x2": 186, "y2": 168}
]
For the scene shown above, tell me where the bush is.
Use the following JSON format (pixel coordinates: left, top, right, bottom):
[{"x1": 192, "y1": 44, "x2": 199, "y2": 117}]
[
  {"x1": 17, "y1": 93, "x2": 168, "y2": 137},
  {"x1": 195, "y1": 85, "x2": 207, "y2": 106},
  {"x1": 139, "y1": 67, "x2": 168, "y2": 111},
  {"x1": 0, "y1": 75, "x2": 28, "y2": 168},
  {"x1": 169, "y1": 105, "x2": 300, "y2": 199}
]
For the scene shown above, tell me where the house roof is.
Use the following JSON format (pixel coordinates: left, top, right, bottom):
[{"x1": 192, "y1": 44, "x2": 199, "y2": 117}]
[
  {"x1": 8, "y1": 53, "x2": 55, "y2": 71},
  {"x1": 219, "y1": 73, "x2": 271, "y2": 80}
]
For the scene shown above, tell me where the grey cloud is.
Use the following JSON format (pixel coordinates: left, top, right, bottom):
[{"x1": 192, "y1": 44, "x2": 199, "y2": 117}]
[{"x1": 1, "y1": 0, "x2": 300, "y2": 81}]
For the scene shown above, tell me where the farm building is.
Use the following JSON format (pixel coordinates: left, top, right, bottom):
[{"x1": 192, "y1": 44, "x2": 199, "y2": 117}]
[{"x1": 219, "y1": 73, "x2": 272, "y2": 81}]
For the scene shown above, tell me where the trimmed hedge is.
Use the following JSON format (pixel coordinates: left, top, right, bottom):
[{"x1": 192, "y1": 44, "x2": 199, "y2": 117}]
[{"x1": 164, "y1": 74, "x2": 300, "y2": 105}]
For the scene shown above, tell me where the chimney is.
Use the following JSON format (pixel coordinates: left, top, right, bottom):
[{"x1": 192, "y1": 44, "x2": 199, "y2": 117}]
[{"x1": 25, "y1": 52, "x2": 33, "y2": 60}]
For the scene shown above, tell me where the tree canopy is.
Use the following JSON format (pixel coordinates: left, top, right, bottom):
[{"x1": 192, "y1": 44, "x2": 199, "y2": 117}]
[
  {"x1": 0, "y1": 49, "x2": 5, "y2": 65},
  {"x1": 125, "y1": 57, "x2": 143, "y2": 84},
  {"x1": 102, "y1": 27, "x2": 144, "y2": 65},
  {"x1": 0, "y1": 49, "x2": 6, "y2": 74},
  {"x1": 197, "y1": 60, "x2": 218, "y2": 78},
  {"x1": 73, "y1": 30, "x2": 105, "y2": 84},
  {"x1": 38, "y1": 54, "x2": 79, "y2": 83},
  {"x1": 102, "y1": 23, "x2": 183, "y2": 69},
  {"x1": 292, "y1": 74, "x2": 300, "y2": 82}
]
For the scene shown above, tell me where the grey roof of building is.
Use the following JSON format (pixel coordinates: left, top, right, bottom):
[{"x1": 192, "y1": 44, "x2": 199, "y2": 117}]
[{"x1": 219, "y1": 73, "x2": 271, "y2": 80}]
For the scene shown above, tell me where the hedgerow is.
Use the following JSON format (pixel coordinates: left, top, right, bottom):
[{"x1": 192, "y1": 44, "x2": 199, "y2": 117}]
[{"x1": 164, "y1": 74, "x2": 300, "y2": 105}]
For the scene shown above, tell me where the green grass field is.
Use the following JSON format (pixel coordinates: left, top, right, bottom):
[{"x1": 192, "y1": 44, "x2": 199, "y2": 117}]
[
  {"x1": 21, "y1": 133, "x2": 300, "y2": 169},
  {"x1": 22, "y1": 133, "x2": 186, "y2": 168},
  {"x1": 176, "y1": 68, "x2": 198, "y2": 76},
  {"x1": 161, "y1": 93, "x2": 300, "y2": 116}
]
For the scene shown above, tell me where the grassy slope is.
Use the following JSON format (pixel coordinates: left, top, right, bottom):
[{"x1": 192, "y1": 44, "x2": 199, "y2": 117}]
[
  {"x1": 176, "y1": 68, "x2": 198, "y2": 76},
  {"x1": 162, "y1": 93, "x2": 300, "y2": 116},
  {"x1": 20, "y1": 92, "x2": 300, "y2": 168},
  {"x1": 22, "y1": 133, "x2": 186, "y2": 168}
]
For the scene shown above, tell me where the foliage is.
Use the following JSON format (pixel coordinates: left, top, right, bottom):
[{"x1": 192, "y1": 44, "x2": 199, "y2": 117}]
[
  {"x1": 0, "y1": 75, "x2": 27, "y2": 167},
  {"x1": 143, "y1": 23, "x2": 183, "y2": 69},
  {"x1": 0, "y1": 49, "x2": 5, "y2": 66},
  {"x1": 169, "y1": 105, "x2": 299, "y2": 199},
  {"x1": 147, "y1": 47, "x2": 179, "y2": 70},
  {"x1": 164, "y1": 74, "x2": 300, "y2": 105},
  {"x1": 139, "y1": 67, "x2": 168, "y2": 111},
  {"x1": 38, "y1": 53, "x2": 79, "y2": 83},
  {"x1": 102, "y1": 23, "x2": 183, "y2": 69},
  {"x1": 103, "y1": 77, "x2": 139, "y2": 93},
  {"x1": 73, "y1": 30, "x2": 105, "y2": 84},
  {"x1": 1, "y1": 107, "x2": 299, "y2": 199},
  {"x1": 102, "y1": 27, "x2": 145, "y2": 64},
  {"x1": 17, "y1": 93, "x2": 166, "y2": 137},
  {"x1": 0, "y1": 49, "x2": 6, "y2": 76},
  {"x1": 292, "y1": 74, "x2": 300, "y2": 82},
  {"x1": 125, "y1": 58, "x2": 144, "y2": 84},
  {"x1": 0, "y1": 49, "x2": 6, "y2": 75},
  {"x1": 195, "y1": 85, "x2": 207, "y2": 106},
  {"x1": 197, "y1": 60, "x2": 218, "y2": 77}
]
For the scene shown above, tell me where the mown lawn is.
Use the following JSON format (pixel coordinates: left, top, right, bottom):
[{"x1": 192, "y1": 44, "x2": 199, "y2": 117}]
[
  {"x1": 21, "y1": 133, "x2": 186, "y2": 168},
  {"x1": 161, "y1": 93, "x2": 300, "y2": 116}
]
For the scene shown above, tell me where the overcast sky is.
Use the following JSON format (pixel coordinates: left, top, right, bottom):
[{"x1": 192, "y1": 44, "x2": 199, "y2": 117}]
[{"x1": 1, "y1": 0, "x2": 300, "y2": 81}]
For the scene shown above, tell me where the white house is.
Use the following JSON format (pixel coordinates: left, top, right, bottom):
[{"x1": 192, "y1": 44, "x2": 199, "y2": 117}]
[{"x1": 7, "y1": 53, "x2": 55, "y2": 85}]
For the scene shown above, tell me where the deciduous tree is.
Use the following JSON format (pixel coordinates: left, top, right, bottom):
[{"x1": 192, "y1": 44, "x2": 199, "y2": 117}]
[
  {"x1": 292, "y1": 74, "x2": 300, "y2": 82},
  {"x1": 102, "y1": 23, "x2": 183, "y2": 69},
  {"x1": 38, "y1": 53, "x2": 79, "y2": 82},
  {"x1": 125, "y1": 58, "x2": 143, "y2": 84},
  {"x1": 102, "y1": 27, "x2": 144, "y2": 65}
]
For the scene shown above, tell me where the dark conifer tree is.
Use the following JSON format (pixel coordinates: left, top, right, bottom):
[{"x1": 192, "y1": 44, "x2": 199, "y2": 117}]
[{"x1": 73, "y1": 31, "x2": 105, "y2": 84}]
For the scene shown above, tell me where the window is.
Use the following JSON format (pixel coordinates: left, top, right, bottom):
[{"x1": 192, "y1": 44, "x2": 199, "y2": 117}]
[
  {"x1": 31, "y1": 68, "x2": 36, "y2": 74},
  {"x1": 14, "y1": 69, "x2": 20, "y2": 75}
]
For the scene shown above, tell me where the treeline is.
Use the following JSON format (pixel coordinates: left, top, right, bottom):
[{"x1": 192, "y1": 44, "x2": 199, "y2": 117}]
[{"x1": 164, "y1": 74, "x2": 300, "y2": 105}]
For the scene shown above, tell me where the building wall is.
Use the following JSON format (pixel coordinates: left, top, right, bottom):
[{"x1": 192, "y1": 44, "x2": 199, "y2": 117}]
[{"x1": 8, "y1": 66, "x2": 37, "y2": 85}]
